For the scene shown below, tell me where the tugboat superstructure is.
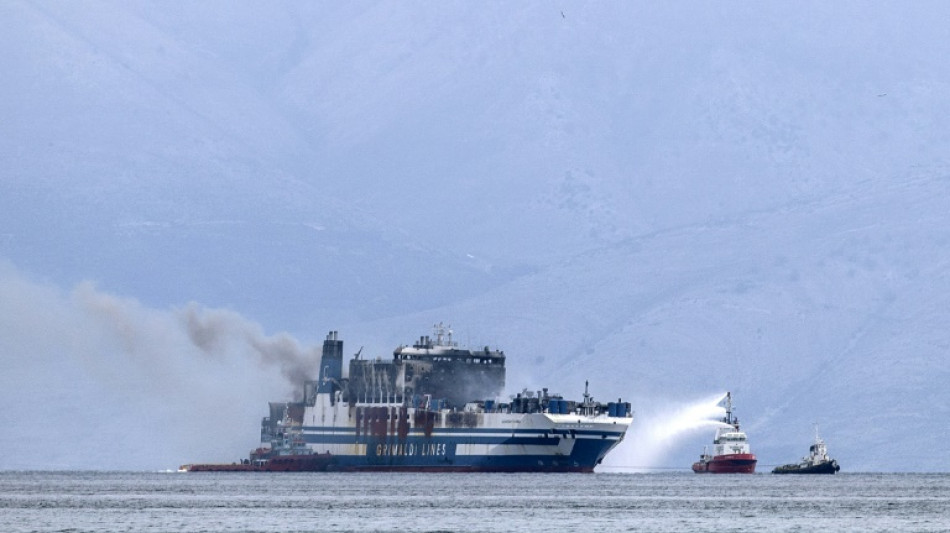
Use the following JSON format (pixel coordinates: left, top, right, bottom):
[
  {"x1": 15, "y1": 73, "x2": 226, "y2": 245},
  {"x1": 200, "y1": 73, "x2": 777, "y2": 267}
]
[{"x1": 692, "y1": 392, "x2": 757, "y2": 474}]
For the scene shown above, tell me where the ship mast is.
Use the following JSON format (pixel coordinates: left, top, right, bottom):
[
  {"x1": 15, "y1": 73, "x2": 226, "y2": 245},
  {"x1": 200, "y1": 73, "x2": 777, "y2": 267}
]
[{"x1": 723, "y1": 391, "x2": 737, "y2": 428}]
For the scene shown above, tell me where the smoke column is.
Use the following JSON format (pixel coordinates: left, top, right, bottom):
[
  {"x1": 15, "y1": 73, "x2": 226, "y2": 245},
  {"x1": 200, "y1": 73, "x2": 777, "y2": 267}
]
[
  {"x1": 179, "y1": 302, "x2": 318, "y2": 390},
  {"x1": 603, "y1": 392, "x2": 731, "y2": 471},
  {"x1": 0, "y1": 262, "x2": 320, "y2": 469}
]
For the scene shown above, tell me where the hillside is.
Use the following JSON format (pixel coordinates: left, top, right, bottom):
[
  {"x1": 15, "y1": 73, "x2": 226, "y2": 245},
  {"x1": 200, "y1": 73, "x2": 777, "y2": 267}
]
[{"x1": 2, "y1": 2, "x2": 950, "y2": 470}]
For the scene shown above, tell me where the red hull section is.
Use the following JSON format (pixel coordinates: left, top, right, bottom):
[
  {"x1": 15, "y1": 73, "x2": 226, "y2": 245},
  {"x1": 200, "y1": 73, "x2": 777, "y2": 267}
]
[
  {"x1": 692, "y1": 453, "x2": 757, "y2": 474},
  {"x1": 181, "y1": 453, "x2": 333, "y2": 472}
]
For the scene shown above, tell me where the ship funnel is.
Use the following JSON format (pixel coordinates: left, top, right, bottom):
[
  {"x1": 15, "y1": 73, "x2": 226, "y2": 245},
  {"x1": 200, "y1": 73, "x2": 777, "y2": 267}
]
[{"x1": 317, "y1": 330, "x2": 344, "y2": 394}]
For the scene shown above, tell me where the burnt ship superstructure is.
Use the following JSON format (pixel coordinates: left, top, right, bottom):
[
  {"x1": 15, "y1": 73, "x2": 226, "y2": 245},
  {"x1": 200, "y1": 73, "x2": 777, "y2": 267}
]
[{"x1": 260, "y1": 324, "x2": 632, "y2": 472}]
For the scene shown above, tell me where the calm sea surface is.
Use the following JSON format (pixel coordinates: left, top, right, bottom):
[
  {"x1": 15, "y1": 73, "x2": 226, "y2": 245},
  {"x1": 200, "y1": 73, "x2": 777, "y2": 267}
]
[{"x1": 2, "y1": 471, "x2": 948, "y2": 532}]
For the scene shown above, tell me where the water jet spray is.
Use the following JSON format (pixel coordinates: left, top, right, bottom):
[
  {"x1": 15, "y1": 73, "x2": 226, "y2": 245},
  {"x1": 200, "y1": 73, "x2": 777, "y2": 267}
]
[{"x1": 604, "y1": 392, "x2": 732, "y2": 471}]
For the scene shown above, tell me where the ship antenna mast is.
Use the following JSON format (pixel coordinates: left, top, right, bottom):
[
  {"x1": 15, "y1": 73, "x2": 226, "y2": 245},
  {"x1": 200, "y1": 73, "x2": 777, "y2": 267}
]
[
  {"x1": 433, "y1": 322, "x2": 450, "y2": 346},
  {"x1": 724, "y1": 391, "x2": 735, "y2": 426}
]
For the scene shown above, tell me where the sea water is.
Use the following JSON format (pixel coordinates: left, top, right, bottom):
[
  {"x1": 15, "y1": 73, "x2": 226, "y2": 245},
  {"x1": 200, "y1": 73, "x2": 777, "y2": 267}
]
[{"x1": 2, "y1": 471, "x2": 949, "y2": 532}]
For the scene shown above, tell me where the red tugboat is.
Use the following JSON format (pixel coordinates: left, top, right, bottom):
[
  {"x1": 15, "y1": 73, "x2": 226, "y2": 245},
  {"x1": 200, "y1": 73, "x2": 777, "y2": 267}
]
[{"x1": 692, "y1": 392, "x2": 756, "y2": 474}]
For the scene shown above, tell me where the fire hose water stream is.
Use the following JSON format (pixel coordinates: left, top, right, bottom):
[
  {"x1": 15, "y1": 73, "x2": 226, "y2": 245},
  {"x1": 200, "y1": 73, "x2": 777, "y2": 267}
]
[{"x1": 605, "y1": 392, "x2": 732, "y2": 471}]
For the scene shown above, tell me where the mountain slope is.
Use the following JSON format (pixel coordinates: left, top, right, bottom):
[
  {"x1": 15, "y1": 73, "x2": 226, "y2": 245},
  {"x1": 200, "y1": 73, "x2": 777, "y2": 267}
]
[{"x1": 2, "y1": 2, "x2": 950, "y2": 470}]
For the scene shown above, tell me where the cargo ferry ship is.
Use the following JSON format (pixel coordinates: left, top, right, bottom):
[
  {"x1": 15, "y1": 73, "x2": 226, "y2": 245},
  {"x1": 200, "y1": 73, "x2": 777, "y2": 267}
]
[
  {"x1": 692, "y1": 392, "x2": 756, "y2": 474},
  {"x1": 183, "y1": 324, "x2": 633, "y2": 472}
]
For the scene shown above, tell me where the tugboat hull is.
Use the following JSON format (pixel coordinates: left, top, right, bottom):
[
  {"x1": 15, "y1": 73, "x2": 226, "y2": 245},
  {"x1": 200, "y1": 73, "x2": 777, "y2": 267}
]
[
  {"x1": 773, "y1": 460, "x2": 839, "y2": 475},
  {"x1": 180, "y1": 453, "x2": 334, "y2": 472},
  {"x1": 692, "y1": 453, "x2": 757, "y2": 474}
]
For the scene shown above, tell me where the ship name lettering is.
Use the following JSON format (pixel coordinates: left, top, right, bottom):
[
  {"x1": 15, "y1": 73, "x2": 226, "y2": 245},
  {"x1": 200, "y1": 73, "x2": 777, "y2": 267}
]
[
  {"x1": 421, "y1": 443, "x2": 446, "y2": 456},
  {"x1": 375, "y1": 443, "x2": 417, "y2": 456},
  {"x1": 374, "y1": 442, "x2": 446, "y2": 457}
]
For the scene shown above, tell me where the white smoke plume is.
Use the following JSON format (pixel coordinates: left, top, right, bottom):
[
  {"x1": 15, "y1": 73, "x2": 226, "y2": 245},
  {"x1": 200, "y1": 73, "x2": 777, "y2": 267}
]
[
  {"x1": 0, "y1": 261, "x2": 319, "y2": 470},
  {"x1": 602, "y1": 392, "x2": 731, "y2": 472},
  {"x1": 70, "y1": 279, "x2": 319, "y2": 394}
]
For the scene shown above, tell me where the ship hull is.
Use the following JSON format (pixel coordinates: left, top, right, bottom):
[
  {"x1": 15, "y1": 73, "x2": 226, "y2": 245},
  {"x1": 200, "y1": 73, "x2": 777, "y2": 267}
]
[
  {"x1": 300, "y1": 405, "x2": 629, "y2": 473},
  {"x1": 692, "y1": 453, "x2": 757, "y2": 474},
  {"x1": 180, "y1": 453, "x2": 334, "y2": 472},
  {"x1": 772, "y1": 460, "x2": 839, "y2": 475}
]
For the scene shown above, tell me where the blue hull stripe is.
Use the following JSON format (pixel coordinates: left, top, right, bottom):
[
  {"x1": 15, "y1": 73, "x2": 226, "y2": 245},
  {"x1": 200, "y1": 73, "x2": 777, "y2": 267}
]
[
  {"x1": 318, "y1": 438, "x2": 618, "y2": 472},
  {"x1": 299, "y1": 434, "x2": 621, "y2": 471}
]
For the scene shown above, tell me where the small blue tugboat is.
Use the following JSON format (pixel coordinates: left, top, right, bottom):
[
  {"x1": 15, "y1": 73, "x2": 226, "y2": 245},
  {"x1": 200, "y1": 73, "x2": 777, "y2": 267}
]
[{"x1": 773, "y1": 425, "x2": 840, "y2": 474}]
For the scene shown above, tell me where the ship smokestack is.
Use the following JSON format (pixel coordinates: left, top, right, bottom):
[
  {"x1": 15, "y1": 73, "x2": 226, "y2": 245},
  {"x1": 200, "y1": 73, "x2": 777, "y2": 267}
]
[{"x1": 317, "y1": 330, "x2": 343, "y2": 394}]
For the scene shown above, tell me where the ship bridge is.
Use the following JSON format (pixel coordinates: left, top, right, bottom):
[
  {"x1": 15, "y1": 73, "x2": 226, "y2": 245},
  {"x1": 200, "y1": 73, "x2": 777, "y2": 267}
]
[{"x1": 392, "y1": 323, "x2": 506, "y2": 365}]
